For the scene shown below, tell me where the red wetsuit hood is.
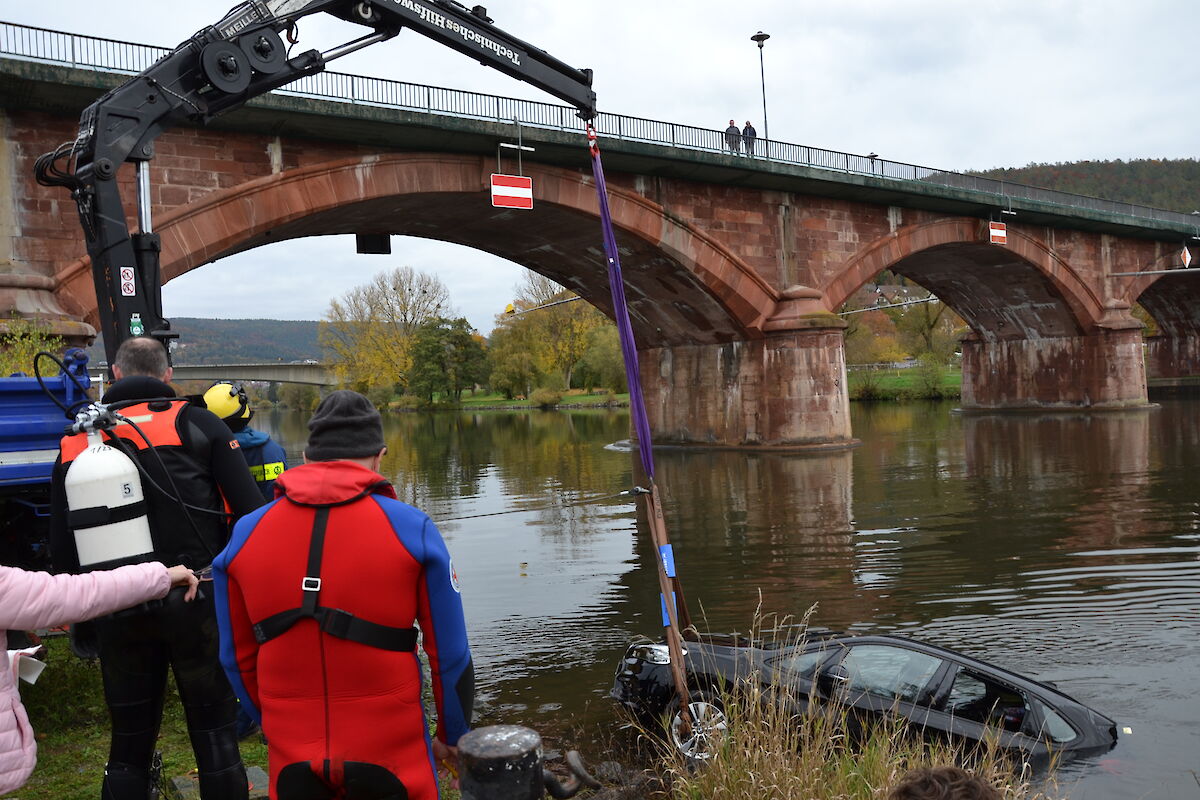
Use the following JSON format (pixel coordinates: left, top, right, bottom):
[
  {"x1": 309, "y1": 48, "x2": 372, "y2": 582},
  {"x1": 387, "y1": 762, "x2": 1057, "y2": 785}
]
[{"x1": 274, "y1": 461, "x2": 397, "y2": 506}]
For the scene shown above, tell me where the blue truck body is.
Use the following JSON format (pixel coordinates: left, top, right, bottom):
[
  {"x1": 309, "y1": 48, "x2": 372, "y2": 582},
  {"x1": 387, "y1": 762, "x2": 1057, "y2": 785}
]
[{"x1": 0, "y1": 349, "x2": 91, "y2": 569}]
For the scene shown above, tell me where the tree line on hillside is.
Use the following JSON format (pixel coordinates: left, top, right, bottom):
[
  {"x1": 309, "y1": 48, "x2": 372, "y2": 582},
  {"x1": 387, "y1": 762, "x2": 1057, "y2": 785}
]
[
  {"x1": 319, "y1": 267, "x2": 627, "y2": 408},
  {"x1": 86, "y1": 318, "x2": 323, "y2": 366},
  {"x1": 969, "y1": 158, "x2": 1200, "y2": 212}
]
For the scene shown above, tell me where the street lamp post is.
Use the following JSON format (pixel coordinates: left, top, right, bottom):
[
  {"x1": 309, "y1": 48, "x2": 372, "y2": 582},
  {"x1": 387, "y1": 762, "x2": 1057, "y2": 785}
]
[{"x1": 751, "y1": 31, "x2": 770, "y2": 152}]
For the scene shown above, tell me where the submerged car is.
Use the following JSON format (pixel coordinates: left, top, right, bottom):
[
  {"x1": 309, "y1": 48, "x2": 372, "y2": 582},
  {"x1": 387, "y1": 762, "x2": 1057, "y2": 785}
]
[{"x1": 611, "y1": 630, "x2": 1118, "y2": 760}]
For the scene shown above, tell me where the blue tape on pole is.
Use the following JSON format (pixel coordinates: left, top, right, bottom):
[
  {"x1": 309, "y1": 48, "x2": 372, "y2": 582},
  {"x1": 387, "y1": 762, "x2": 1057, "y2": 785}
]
[
  {"x1": 660, "y1": 591, "x2": 677, "y2": 627},
  {"x1": 659, "y1": 544, "x2": 676, "y2": 578}
]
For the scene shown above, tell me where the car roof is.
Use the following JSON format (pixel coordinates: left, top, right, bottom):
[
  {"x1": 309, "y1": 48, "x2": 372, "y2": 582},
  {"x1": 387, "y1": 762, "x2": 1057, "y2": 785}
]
[{"x1": 693, "y1": 630, "x2": 1086, "y2": 705}]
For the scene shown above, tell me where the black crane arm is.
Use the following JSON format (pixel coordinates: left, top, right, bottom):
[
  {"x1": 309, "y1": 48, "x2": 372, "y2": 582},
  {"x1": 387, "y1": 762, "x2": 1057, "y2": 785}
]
[{"x1": 35, "y1": 0, "x2": 597, "y2": 366}]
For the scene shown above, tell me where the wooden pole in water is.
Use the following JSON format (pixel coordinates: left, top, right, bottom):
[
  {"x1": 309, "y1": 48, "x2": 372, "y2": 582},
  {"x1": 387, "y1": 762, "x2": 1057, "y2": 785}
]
[{"x1": 644, "y1": 484, "x2": 693, "y2": 716}]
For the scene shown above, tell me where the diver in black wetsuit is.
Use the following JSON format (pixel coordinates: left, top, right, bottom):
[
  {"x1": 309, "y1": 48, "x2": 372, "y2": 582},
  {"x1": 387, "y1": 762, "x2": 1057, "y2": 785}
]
[{"x1": 50, "y1": 337, "x2": 264, "y2": 800}]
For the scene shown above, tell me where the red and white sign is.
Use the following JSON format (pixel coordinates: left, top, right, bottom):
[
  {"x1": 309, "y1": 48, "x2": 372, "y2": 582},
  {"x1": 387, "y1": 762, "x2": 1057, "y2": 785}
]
[
  {"x1": 491, "y1": 174, "x2": 533, "y2": 210},
  {"x1": 119, "y1": 266, "x2": 136, "y2": 297},
  {"x1": 1183, "y1": 247, "x2": 1193, "y2": 269},
  {"x1": 989, "y1": 221, "x2": 1007, "y2": 245}
]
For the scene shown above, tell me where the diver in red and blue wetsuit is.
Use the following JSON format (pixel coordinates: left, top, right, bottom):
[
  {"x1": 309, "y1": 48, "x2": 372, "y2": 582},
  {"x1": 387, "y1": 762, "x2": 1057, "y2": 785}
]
[{"x1": 212, "y1": 391, "x2": 473, "y2": 800}]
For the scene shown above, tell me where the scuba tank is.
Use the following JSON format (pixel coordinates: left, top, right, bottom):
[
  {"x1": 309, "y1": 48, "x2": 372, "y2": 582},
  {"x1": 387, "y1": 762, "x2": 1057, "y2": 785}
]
[{"x1": 64, "y1": 430, "x2": 155, "y2": 570}]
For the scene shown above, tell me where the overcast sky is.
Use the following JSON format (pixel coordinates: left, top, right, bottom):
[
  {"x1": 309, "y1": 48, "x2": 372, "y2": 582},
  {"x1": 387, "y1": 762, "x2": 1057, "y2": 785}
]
[{"x1": 6, "y1": 1, "x2": 1198, "y2": 333}]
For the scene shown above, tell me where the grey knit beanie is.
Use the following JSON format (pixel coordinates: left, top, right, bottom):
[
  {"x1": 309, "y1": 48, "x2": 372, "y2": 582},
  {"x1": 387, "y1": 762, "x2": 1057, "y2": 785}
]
[{"x1": 305, "y1": 390, "x2": 385, "y2": 461}]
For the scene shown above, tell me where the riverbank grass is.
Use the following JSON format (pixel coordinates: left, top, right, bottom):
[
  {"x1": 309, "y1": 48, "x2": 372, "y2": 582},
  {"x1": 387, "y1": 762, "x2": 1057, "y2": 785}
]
[
  {"x1": 848, "y1": 366, "x2": 963, "y2": 401},
  {"x1": 20, "y1": 637, "x2": 462, "y2": 800},
  {"x1": 454, "y1": 390, "x2": 629, "y2": 409},
  {"x1": 17, "y1": 636, "x2": 269, "y2": 798},
  {"x1": 656, "y1": 688, "x2": 1056, "y2": 800}
]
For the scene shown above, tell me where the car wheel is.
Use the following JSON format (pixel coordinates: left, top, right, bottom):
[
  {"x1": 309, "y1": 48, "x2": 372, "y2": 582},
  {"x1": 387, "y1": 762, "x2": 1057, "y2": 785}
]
[{"x1": 668, "y1": 690, "x2": 728, "y2": 761}]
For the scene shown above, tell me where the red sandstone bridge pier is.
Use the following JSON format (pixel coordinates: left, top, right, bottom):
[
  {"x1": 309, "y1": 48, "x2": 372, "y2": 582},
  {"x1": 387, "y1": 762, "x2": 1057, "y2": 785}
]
[{"x1": 2, "y1": 22, "x2": 1198, "y2": 448}]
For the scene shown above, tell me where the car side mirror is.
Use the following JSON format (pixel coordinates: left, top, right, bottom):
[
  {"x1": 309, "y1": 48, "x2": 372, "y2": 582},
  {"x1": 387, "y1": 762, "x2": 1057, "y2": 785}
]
[{"x1": 819, "y1": 664, "x2": 850, "y2": 692}]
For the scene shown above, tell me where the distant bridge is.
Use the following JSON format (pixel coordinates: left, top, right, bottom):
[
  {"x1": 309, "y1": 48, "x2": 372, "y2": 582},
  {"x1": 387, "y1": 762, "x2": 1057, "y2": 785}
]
[{"x1": 90, "y1": 363, "x2": 335, "y2": 386}]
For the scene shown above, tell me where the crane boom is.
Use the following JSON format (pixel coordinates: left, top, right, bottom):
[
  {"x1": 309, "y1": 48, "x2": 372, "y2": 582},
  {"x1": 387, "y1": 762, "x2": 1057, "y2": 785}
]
[{"x1": 36, "y1": 0, "x2": 597, "y2": 366}]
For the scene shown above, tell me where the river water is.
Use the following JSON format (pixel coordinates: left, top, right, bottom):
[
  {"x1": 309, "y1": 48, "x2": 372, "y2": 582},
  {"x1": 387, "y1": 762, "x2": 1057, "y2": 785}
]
[{"x1": 259, "y1": 400, "x2": 1200, "y2": 799}]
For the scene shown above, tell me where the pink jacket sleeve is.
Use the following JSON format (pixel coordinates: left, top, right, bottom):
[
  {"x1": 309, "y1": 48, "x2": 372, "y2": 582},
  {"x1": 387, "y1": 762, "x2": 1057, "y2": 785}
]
[{"x1": 0, "y1": 563, "x2": 172, "y2": 631}]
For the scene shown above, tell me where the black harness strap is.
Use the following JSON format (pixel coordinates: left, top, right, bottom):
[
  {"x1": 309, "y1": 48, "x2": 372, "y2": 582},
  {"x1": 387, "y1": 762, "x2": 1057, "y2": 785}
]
[
  {"x1": 68, "y1": 500, "x2": 148, "y2": 530},
  {"x1": 252, "y1": 507, "x2": 417, "y2": 652}
]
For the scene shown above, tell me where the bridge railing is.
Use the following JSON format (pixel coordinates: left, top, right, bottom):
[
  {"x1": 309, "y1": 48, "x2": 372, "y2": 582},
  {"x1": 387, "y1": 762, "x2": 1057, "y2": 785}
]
[{"x1": 2, "y1": 19, "x2": 1197, "y2": 231}]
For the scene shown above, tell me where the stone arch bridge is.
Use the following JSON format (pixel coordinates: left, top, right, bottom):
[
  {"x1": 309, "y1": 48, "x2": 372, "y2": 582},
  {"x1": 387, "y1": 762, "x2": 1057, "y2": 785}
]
[{"x1": 2, "y1": 38, "x2": 1198, "y2": 449}]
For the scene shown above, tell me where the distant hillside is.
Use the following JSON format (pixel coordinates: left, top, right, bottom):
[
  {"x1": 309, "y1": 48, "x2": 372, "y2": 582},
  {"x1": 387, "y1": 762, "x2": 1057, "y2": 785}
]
[
  {"x1": 969, "y1": 158, "x2": 1200, "y2": 213},
  {"x1": 87, "y1": 318, "x2": 324, "y2": 364}
]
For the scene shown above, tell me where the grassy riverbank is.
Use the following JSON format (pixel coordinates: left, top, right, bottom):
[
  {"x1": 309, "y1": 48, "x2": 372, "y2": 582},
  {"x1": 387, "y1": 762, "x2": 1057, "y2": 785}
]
[
  {"x1": 651, "y1": 692, "x2": 1060, "y2": 800},
  {"x1": 19, "y1": 636, "x2": 462, "y2": 799},
  {"x1": 18, "y1": 636, "x2": 269, "y2": 798},
  {"x1": 848, "y1": 366, "x2": 963, "y2": 401},
  {"x1": 442, "y1": 390, "x2": 628, "y2": 410}
]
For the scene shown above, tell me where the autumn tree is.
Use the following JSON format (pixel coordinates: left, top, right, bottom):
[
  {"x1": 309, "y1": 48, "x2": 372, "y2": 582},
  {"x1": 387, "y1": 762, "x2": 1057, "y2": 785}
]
[
  {"x1": 841, "y1": 293, "x2": 907, "y2": 366},
  {"x1": 318, "y1": 266, "x2": 450, "y2": 391},
  {"x1": 490, "y1": 273, "x2": 608, "y2": 389},
  {"x1": 0, "y1": 316, "x2": 64, "y2": 377},
  {"x1": 1132, "y1": 303, "x2": 1160, "y2": 338},
  {"x1": 889, "y1": 298, "x2": 963, "y2": 363},
  {"x1": 576, "y1": 325, "x2": 627, "y2": 392}
]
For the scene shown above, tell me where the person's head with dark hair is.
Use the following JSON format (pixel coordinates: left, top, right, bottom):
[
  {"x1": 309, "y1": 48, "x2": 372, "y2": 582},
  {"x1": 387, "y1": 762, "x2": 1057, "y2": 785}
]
[
  {"x1": 112, "y1": 337, "x2": 171, "y2": 381},
  {"x1": 888, "y1": 766, "x2": 1001, "y2": 800},
  {"x1": 304, "y1": 390, "x2": 386, "y2": 469}
]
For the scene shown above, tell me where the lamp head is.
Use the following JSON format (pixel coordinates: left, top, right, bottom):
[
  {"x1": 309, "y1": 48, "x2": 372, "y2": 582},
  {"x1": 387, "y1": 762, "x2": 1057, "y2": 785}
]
[{"x1": 751, "y1": 31, "x2": 770, "y2": 48}]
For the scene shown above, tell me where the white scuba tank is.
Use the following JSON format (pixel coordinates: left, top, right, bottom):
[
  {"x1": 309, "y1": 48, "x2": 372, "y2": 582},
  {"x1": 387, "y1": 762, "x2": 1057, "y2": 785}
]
[{"x1": 64, "y1": 430, "x2": 155, "y2": 570}]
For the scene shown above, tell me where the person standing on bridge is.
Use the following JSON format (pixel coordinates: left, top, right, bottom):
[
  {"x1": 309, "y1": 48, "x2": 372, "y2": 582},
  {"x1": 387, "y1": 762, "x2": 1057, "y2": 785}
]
[
  {"x1": 213, "y1": 390, "x2": 473, "y2": 800},
  {"x1": 49, "y1": 336, "x2": 265, "y2": 800},
  {"x1": 203, "y1": 382, "x2": 288, "y2": 504},
  {"x1": 743, "y1": 120, "x2": 758, "y2": 157},
  {"x1": 725, "y1": 119, "x2": 742, "y2": 154}
]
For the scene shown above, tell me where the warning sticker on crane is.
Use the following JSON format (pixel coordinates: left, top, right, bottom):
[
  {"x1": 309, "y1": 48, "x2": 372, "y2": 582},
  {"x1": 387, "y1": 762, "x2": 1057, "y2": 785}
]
[
  {"x1": 120, "y1": 266, "x2": 136, "y2": 296},
  {"x1": 491, "y1": 174, "x2": 533, "y2": 210}
]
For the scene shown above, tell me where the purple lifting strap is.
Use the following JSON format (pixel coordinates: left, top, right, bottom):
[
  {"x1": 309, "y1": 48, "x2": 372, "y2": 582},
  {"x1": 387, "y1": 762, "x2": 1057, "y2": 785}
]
[{"x1": 588, "y1": 126, "x2": 655, "y2": 480}]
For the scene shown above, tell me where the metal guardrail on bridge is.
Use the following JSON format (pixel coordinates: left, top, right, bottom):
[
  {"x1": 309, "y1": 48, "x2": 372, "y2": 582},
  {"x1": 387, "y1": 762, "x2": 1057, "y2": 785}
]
[{"x1": 2, "y1": 19, "x2": 1197, "y2": 232}]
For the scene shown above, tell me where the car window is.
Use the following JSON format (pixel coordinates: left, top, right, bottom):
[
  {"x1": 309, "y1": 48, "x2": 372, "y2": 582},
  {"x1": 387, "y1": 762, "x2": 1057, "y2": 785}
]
[
  {"x1": 775, "y1": 646, "x2": 832, "y2": 676},
  {"x1": 839, "y1": 645, "x2": 943, "y2": 704},
  {"x1": 946, "y1": 668, "x2": 1030, "y2": 734},
  {"x1": 1031, "y1": 699, "x2": 1078, "y2": 743}
]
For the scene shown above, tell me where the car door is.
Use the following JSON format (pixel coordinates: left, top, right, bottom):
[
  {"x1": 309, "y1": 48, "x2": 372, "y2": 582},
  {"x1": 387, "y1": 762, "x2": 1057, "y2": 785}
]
[
  {"x1": 766, "y1": 642, "x2": 838, "y2": 715},
  {"x1": 921, "y1": 664, "x2": 1051, "y2": 756},
  {"x1": 817, "y1": 643, "x2": 948, "y2": 737}
]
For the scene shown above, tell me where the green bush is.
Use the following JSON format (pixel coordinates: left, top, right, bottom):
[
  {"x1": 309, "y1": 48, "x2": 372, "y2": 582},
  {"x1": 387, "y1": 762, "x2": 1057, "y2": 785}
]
[
  {"x1": 365, "y1": 384, "x2": 394, "y2": 408},
  {"x1": 529, "y1": 388, "x2": 562, "y2": 409},
  {"x1": 849, "y1": 369, "x2": 886, "y2": 400},
  {"x1": 914, "y1": 355, "x2": 946, "y2": 399},
  {"x1": 391, "y1": 394, "x2": 422, "y2": 410}
]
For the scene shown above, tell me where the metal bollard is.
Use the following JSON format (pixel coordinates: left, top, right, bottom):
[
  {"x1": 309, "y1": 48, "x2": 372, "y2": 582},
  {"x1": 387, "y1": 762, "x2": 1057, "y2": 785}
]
[
  {"x1": 458, "y1": 725, "x2": 599, "y2": 800},
  {"x1": 459, "y1": 725, "x2": 543, "y2": 800}
]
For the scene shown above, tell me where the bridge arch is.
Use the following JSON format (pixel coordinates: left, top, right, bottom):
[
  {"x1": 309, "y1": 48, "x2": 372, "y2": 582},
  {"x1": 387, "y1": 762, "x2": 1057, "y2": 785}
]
[
  {"x1": 1125, "y1": 256, "x2": 1200, "y2": 380},
  {"x1": 54, "y1": 154, "x2": 778, "y2": 348},
  {"x1": 822, "y1": 218, "x2": 1106, "y2": 340}
]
